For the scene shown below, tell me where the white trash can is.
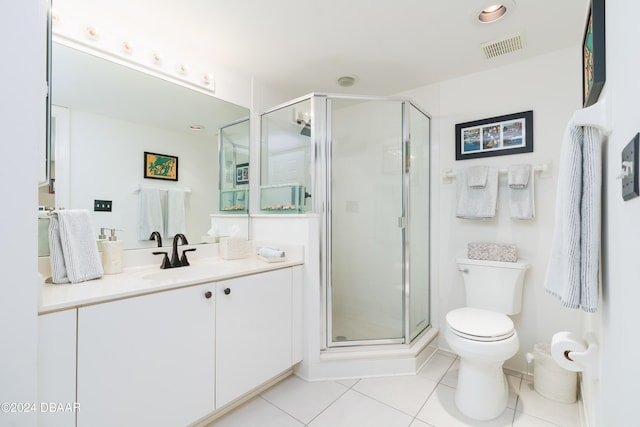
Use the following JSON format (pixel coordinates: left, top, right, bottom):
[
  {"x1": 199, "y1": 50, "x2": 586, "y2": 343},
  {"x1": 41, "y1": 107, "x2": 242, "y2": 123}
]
[{"x1": 532, "y1": 343, "x2": 578, "y2": 403}]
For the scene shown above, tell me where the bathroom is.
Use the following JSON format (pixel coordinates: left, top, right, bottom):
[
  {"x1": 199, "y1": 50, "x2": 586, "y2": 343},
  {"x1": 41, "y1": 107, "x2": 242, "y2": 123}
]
[{"x1": 4, "y1": 0, "x2": 640, "y2": 426}]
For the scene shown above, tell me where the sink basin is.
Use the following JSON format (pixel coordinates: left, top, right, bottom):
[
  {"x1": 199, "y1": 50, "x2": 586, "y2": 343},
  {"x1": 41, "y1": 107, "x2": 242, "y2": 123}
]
[{"x1": 141, "y1": 263, "x2": 235, "y2": 281}]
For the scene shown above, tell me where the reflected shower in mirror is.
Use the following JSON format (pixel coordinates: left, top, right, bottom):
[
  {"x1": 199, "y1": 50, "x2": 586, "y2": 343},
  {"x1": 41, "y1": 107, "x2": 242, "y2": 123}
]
[
  {"x1": 218, "y1": 118, "x2": 250, "y2": 214},
  {"x1": 43, "y1": 42, "x2": 250, "y2": 250}
]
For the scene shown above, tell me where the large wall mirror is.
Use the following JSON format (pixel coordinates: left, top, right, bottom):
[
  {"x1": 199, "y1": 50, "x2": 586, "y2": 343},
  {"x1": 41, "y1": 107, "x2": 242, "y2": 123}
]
[{"x1": 40, "y1": 42, "x2": 250, "y2": 251}]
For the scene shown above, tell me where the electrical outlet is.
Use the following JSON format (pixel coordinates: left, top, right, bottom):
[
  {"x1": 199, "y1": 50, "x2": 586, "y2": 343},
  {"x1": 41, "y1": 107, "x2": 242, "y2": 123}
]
[
  {"x1": 622, "y1": 134, "x2": 639, "y2": 201},
  {"x1": 94, "y1": 200, "x2": 112, "y2": 212}
]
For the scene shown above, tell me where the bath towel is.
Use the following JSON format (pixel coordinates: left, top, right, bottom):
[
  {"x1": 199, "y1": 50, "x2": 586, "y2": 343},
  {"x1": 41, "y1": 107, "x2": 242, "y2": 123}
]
[
  {"x1": 166, "y1": 189, "x2": 186, "y2": 238},
  {"x1": 138, "y1": 187, "x2": 164, "y2": 240},
  {"x1": 456, "y1": 166, "x2": 499, "y2": 219},
  {"x1": 544, "y1": 124, "x2": 601, "y2": 312},
  {"x1": 48, "y1": 209, "x2": 103, "y2": 284},
  {"x1": 467, "y1": 166, "x2": 488, "y2": 188},
  {"x1": 508, "y1": 164, "x2": 535, "y2": 219}
]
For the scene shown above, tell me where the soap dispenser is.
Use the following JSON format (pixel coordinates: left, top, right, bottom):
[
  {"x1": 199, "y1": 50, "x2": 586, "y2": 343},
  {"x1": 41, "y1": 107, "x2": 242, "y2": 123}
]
[
  {"x1": 96, "y1": 228, "x2": 108, "y2": 251},
  {"x1": 102, "y1": 228, "x2": 124, "y2": 274}
]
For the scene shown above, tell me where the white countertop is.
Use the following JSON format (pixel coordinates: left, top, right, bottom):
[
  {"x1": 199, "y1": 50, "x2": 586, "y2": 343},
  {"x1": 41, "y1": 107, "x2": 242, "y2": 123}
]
[{"x1": 39, "y1": 243, "x2": 303, "y2": 314}]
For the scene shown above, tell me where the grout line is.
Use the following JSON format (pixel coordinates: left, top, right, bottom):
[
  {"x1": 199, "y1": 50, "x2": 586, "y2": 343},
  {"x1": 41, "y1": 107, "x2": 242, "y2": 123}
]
[
  {"x1": 303, "y1": 382, "x2": 352, "y2": 426},
  {"x1": 258, "y1": 396, "x2": 308, "y2": 426}
]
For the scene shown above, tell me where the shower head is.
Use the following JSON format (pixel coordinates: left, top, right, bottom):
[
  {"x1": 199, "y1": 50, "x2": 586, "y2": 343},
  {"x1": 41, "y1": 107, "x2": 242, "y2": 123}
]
[{"x1": 300, "y1": 121, "x2": 311, "y2": 137}]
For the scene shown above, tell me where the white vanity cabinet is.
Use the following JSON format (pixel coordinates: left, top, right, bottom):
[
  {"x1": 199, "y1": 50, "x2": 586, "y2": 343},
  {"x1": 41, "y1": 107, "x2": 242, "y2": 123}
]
[
  {"x1": 215, "y1": 268, "x2": 294, "y2": 408},
  {"x1": 38, "y1": 309, "x2": 77, "y2": 427},
  {"x1": 76, "y1": 283, "x2": 215, "y2": 427}
]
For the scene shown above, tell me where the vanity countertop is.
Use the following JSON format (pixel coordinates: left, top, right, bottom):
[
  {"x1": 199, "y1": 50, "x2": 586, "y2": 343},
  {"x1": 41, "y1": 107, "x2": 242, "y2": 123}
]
[{"x1": 39, "y1": 254, "x2": 303, "y2": 314}]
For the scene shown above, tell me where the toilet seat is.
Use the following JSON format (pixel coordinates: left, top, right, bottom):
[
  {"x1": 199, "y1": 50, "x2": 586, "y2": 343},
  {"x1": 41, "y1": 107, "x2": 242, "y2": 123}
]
[{"x1": 447, "y1": 307, "x2": 515, "y2": 342}]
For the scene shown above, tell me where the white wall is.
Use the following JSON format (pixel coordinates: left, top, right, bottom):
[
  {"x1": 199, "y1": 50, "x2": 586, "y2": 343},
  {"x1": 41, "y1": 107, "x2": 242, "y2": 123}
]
[
  {"x1": 403, "y1": 47, "x2": 583, "y2": 371},
  {"x1": 0, "y1": 2, "x2": 45, "y2": 426},
  {"x1": 67, "y1": 109, "x2": 217, "y2": 248},
  {"x1": 589, "y1": 0, "x2": 640, "y2": 424}
]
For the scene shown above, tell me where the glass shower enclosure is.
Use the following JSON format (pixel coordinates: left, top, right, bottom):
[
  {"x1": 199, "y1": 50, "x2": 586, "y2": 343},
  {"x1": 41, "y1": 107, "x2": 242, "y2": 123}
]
[{"x1": 261, "y1": 94, "x2": 430, "y2": 348}]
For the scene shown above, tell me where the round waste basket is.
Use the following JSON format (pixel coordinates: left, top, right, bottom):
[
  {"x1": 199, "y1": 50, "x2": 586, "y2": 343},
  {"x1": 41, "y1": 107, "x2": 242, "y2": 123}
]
[{"x1": 533, "y1": 343, "x2": 577, "y2": 403}]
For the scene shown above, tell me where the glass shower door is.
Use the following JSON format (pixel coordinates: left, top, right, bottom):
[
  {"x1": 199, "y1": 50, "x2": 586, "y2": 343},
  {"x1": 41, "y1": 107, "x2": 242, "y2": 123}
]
[{"x1": 328, "y1": 98, "x2": 405, "y2": 345}]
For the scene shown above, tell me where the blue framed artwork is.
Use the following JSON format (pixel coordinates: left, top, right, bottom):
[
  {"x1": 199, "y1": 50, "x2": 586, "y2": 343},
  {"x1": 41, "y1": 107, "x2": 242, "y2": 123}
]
[{"x1": 455, "y1": 110, "x2": 534, "y2": 161}]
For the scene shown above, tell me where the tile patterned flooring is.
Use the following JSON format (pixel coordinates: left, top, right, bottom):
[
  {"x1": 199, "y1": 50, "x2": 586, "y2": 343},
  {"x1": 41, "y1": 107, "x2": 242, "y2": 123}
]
[{"x1": 208, "y1": 351, "x2": 581, "y2": 427}]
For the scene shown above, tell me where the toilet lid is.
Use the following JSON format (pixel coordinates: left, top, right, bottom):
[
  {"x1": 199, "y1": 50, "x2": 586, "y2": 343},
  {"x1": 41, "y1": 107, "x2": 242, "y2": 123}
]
[{"x1": 447, "y1": 307, "x2": 515, "y2": 342}]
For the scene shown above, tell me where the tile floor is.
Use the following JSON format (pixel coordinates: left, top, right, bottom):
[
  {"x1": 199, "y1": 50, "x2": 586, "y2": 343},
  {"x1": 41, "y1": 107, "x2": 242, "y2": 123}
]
[{"x1": 208, "y1": 351, "x2": 581, "y2": 427}]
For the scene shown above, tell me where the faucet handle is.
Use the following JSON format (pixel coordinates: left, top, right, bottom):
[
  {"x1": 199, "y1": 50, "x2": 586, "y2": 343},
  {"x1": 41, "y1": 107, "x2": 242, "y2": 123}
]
[
  {"x1": 181, "y1": 248, "x2": 197, "y2": 266},
  {"x1": 152, "y1": 251, "x2": 171, "y2": 269}
]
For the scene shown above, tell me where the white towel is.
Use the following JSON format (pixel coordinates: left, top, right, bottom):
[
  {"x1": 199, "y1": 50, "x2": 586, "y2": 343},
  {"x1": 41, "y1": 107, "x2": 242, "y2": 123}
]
[
  {"x1": 544, "y1": 124, "x2": 601, "y2": 312},
  {"x1": 467, "y1": 166, "x2": 488, "y2": 188},
  {"x1": 456, "y1": 167, "x2": 499, "y2": 219},
  {"x1": 138, "y1": 188, "x2": 164, "y2": 240},
  {"x1": 508, "y1": 164, "x2": 535, "y2": 219},
  {"x1": 166, "y1": 189, "x2": 186, "y2": 238},
  {"x1": 48, "y1": 209, "x2": 103, "y2": 284},
  {"x1": 508, "y1": 164, "x2": 531, "y2": 188}
]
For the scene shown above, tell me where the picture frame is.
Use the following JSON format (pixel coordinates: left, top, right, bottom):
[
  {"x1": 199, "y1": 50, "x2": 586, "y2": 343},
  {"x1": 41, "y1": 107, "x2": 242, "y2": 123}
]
[
  {"x1": 455, "y1": 110, "x2": 533, "y2": 161},
  {"x1": 235, "y1": 162, "x2": 249, "y2": 185},
  {"x1": 144, "y1": 151, "x2": 178, "y2": 181},
  {"x1": 582, "y1": 0, "x2": 606, "y2": 108}
]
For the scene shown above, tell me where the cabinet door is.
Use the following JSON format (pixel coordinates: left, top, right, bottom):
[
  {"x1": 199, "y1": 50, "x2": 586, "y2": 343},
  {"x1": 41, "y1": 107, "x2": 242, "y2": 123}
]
[
  {"x1": 215, "y1": 268, "x2": 292, "y2": 408},
  {"x1": 77, "y1": 283, "x2": 215, "y2": 427},
  {"x1": 38, "y1": 309, "x2": 77, "y2": 427}
]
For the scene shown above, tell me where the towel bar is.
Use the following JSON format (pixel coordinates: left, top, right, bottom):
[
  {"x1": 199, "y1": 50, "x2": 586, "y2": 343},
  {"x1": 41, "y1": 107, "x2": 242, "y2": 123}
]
[{"x1": 442, "y1": 163, "x2": 548, "y2": 184}]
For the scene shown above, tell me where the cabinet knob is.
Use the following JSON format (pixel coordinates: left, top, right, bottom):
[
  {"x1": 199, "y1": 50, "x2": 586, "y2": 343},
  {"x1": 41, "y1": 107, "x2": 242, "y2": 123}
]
[
  {"x1": 223, "y1": 288, "x2": 231, "y2": 295},
  {"x1": 204, "y1": 291, "x2": 212, "y2": 299}
]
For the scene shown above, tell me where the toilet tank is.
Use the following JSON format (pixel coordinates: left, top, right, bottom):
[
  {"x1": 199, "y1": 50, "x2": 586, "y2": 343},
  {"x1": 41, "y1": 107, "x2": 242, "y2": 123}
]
[{"x1": 456, "y1": 258, "x2": 529, "y2": 315}]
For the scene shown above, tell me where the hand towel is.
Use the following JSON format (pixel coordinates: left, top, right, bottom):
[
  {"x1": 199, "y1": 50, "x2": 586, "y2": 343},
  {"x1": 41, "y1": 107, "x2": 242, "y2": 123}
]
[
  {"x1": 138, "y1": 188, "x2": 164, "y2": 240},
  {"x1": 166, "y1": 189, "x2": 186, "y2": 238},
  {"x1": 508, "y1": 164, "x2": 531, "y2": 188},
  {"x1": 508, "y1": 164, "x2": 535, "y2": 219},
  {"x1": 544, "y1": 124, "x2": 601, "y2": 312},
  {"x1": 467, "y1": 166, "x2": 488, "y2": 188},
  {"x1": 48, "y1": 215, "x2": 68, "y2": 284},
  {"x1": 456, "y1": 167, "x2": 499, "y2": 219},
  {"x1": 49, "y1": 209, "x2": 103, "y2": 284}
]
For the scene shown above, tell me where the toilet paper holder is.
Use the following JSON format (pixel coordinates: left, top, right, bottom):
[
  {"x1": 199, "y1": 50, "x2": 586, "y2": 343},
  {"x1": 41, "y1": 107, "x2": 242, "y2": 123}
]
[{"x1": 552, "y1": 332, "x2": 599, "y2": 379}]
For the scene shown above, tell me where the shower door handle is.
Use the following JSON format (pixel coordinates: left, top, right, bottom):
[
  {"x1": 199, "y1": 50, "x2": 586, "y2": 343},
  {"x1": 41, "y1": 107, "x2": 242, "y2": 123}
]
[{"x1": 398, "y1": 217, "x2": 407, "y2": 229}]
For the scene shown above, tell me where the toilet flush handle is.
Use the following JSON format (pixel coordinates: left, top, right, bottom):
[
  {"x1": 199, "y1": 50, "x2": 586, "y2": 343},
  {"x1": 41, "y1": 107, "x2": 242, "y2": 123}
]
[{"x1": 458, "y1": 268, "x2": 469, "y2": 273}]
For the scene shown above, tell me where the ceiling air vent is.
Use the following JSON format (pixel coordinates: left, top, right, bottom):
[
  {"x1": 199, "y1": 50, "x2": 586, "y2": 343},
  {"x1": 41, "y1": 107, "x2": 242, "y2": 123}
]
[{"x1": 481, "y1": 33, "x2": 525, "y2": 59}]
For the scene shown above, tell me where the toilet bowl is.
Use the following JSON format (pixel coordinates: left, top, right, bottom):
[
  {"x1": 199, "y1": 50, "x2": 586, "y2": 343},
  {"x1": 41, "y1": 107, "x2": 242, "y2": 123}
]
[
  {"x1": 445, "y1": 307, "x2": 519, "y2": 420},
  {"x1": 446, "y1": 258, "x2": 529, "y2": 420}
]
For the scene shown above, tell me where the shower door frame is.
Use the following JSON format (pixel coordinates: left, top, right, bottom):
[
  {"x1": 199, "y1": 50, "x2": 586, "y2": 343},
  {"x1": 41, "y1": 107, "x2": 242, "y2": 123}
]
[{"x1": 319, "y1": 94, "x2": 431, "y2": 349}]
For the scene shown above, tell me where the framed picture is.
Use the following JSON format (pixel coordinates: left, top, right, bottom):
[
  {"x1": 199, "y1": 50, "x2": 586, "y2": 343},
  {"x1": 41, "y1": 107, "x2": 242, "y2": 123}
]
[
  {"x1": 235, "y1": 162, "x2": 249, "y2": 185},
  {"x1": 144, "y1": 151, "x2": 178, "y2": 181},
  {"x1": 583, "y1": 0, "x2": 606, "y2": 107},
  {"x1": 455, "y1": 110, "x2": 533, "y2": 161}
]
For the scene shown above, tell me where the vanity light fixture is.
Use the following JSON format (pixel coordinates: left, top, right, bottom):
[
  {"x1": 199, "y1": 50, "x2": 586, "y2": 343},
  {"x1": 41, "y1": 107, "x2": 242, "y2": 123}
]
[
  {"x1": 122, "y1": 41, "x2": 134, "y2": 55},
  {"x1": 86, "y1": 26, "x2": 99, "y2": 40},
  {"x1": 177, "y1": 63, "x2": 190, "y2": 75},
  {"x1": 51, "y1": 10, "x2": 59, "y2": 25},
  {"x1": 202, "y1": 73, "x2": 214, "y2": 85},
  {"x1": 478, "y1": 4, "x2": 508, "y2": 23},
  {"x1": 152, "y1": 52, "x2": 163, "y2": 65}
]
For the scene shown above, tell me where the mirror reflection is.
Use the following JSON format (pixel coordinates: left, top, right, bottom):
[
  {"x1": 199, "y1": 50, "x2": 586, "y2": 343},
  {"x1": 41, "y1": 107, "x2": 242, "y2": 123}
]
[
  {"x1": 41, "y1": 43, "x2": 249, "y2": 251},
  {"x1": 219, "y1": 118, "x2": 250, "y2": 214}
]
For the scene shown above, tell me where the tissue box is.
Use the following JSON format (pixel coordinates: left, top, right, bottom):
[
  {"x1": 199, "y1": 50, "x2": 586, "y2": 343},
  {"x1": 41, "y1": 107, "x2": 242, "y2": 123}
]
[
  {"x1": 468, "y1": 242, "x2": 517, "y2": 262},
  {"x1": 219, "y1": 237, "x2": 249, "y2": 260}
]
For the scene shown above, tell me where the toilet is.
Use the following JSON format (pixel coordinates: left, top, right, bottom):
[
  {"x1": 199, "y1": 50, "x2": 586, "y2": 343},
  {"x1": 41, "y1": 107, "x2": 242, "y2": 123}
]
[{"x1": 445, "y1": 258, "x2": 529, "y2": 420}]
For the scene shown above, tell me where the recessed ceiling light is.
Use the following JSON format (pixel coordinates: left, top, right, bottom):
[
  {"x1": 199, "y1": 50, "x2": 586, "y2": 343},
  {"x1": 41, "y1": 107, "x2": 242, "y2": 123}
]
[
  {"x1": 190, "y1": 125, "x2": 204, "y2": 131},
  {"x1": 478, "y1": 4, "x2": 508, "y2": 23}
]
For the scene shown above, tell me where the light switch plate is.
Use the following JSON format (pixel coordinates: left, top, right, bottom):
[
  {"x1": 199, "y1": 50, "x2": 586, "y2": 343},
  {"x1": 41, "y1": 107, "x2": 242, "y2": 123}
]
[
  {"x1": 622, "y1": 133, "x2": 639, "y2": 201},
  {"x1": 94, "y1": 199, "x2": 112, "y2": 212}
]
